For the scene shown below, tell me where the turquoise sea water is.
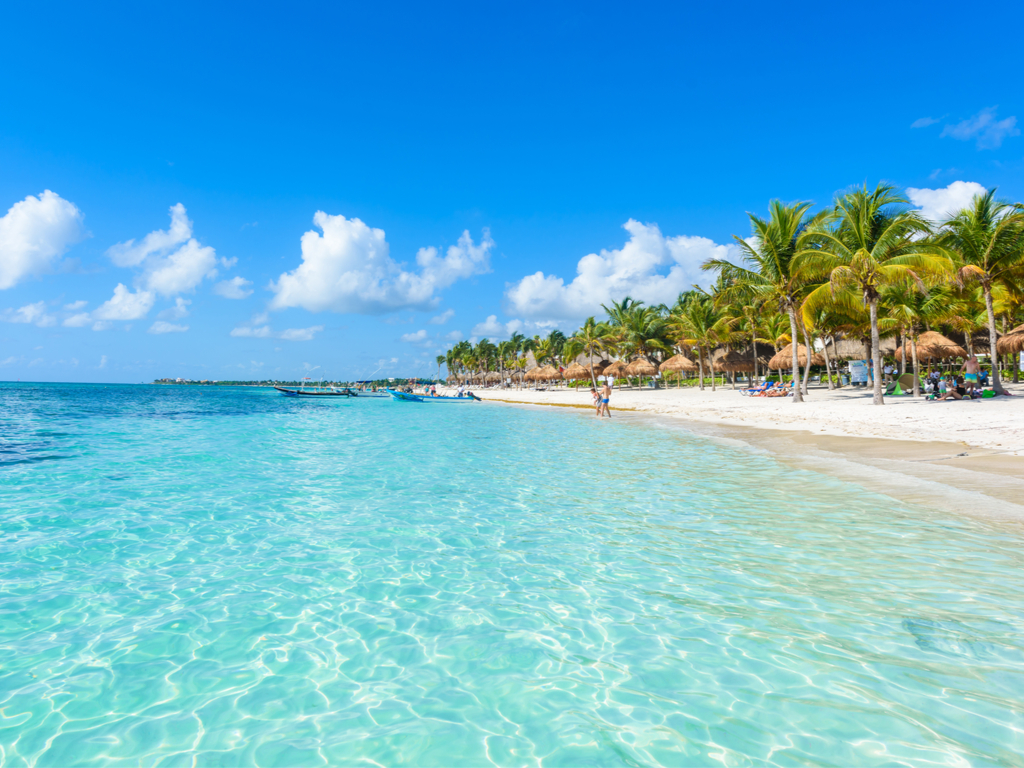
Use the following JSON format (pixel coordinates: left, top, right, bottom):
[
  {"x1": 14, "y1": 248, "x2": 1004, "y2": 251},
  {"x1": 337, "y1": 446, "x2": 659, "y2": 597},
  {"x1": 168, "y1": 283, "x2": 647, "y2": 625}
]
[{"x1": 1, "y1": 383, "x2": 1023, "y2": 767}]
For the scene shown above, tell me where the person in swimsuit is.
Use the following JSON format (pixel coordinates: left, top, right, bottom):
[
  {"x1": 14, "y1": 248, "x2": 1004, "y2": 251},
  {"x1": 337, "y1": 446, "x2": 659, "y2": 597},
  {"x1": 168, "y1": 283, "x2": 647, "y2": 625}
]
[
  {"x1": 590, "y1": 387, "x2": 600, "y2": 416},
  {"x1": 600, "y1": 381, "x2": 612, "y2": 418},
  {"x1": 961, "y1": 354, "x2": 980, "y2": 395}
]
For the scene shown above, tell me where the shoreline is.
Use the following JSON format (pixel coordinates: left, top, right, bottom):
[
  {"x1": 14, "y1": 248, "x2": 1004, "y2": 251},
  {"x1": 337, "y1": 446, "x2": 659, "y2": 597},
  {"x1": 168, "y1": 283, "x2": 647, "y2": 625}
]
[{"x1": 474, "y1": 385, "x2": 1024, "y2": 521}]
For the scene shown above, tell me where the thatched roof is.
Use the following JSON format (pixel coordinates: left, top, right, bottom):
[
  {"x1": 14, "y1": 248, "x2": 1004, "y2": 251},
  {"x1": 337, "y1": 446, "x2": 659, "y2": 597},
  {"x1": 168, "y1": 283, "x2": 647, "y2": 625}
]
[
  {"x1": 996, "y1": 324, "x2": 1024, "y2": 355},
  {"x1": 660, "y1": 353, "x2": 697, "y2": 373},
  {"x1": 895, "y1": 331, "x2": 968, "y2": 362},
  {"x1": 563, "y1": 362, "x2": 590, "y2": 380},
  {"x1": 825, "y1": 336, "x2": 898, "y2": 360},
  {"x1": 768, "y1": 343, "x2": 825, "y2": 370},
  {"x1": 625, "y1": 358, "x2": 658, "y2": 376},
  {"x1": 713, "y1": 348, "x2": 763, "y2": 372},
  {"x1": 538, "y1": 365, "x2": 562, "y2": 380},
  {"x1": 524, "y1": 367, "x2": 543, "y2": 381},
  {"x1": 603, "y1": 360, "x2": 627, "y2": 377}
]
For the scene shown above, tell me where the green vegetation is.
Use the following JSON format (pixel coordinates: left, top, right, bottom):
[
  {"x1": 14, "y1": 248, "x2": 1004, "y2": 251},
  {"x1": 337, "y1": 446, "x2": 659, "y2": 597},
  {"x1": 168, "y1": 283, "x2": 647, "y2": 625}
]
[{"x1": 446, "y1": 184, "x2": 1024, "y2": 404}]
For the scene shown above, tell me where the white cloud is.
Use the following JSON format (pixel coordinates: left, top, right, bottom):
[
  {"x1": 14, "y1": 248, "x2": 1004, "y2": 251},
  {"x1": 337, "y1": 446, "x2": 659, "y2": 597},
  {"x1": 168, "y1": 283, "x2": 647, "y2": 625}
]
[
  {"x1": 429, "y1": 308, "x2": 455, "y2": 325},
  {"x1": 98, "y1": 355, "x2": 107, "y2": 369},
  {"x1": 157, "y1": 297, "x2": 191, "y2": 320},
  {"x1": 2, "y1": 301, "x2": 56, "y2": 327},
  {"x1": 910, "y1": 116, "x2": 941, "y2": 128},
  {"x1": 93, "y1": 283, "x2": 156, "y2": 322},
  {"x1": 149, "y1": 321, "x2": 189, "y2": 334},
  {"x1": 64, "y1": 300, "x2": 87, "y2": 310},
  {"x1": 907, "y1": 181, "x2": 987, "y2": 224},
  {"x1": 940, "y1": 107, "x2": 1019, "y2": 150},
  {"x1": 108, "y1": 203, "x2": 192, "y2": 267},
  {"x1": 471, "y1": 315, "x2": 507, "y2": 337},
  {"x1": 1, "y1": 356, "x2": 20, "y2": 366},
  {"x1": 269, "y1": 213, "x2": 493, "y2": 314},
  {"x1": 505, "y1": 219, "x2": 727, "y2": 322},
  {"x1": 445, "y1": 330, "x2": 463, "y2": 342},
  {"x1": 214, "y1": 276, "x2": 253, "y2": 299},
  {"x1": 230, "y1": 323, "x2": 323, "y2": 341},
  {"x1": 0, "y1": 190, "x2": 86, "y2": 290},
  {"x1": 63, "y1": 313, "x2": 91, "y2": 327},
  {"x1": 107, "y1": 203, "x2": 223, "y2": 296},
  {"x1": 400, "y1": 329, "x2": 429, "y2": 343}
]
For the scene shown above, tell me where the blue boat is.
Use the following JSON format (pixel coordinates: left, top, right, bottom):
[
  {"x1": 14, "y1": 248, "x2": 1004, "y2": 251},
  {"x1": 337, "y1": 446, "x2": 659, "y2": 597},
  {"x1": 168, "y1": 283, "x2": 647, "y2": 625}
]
[{"x1": 386, "y1": 389, "x2": 480, "y2": 402}]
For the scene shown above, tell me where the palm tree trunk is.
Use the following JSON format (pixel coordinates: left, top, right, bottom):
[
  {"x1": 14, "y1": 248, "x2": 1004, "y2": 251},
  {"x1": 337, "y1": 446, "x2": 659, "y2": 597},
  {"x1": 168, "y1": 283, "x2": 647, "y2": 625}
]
[
  {"x1": 799, "y1": 318, "x2": 812, "y2": 395},
  {"x1": 983, "y1": 286, "x2": 1005, "y2": 395},
  {"x1": 751, "y1": 327, "x2": 759, "y2": 383},
  {"x1": 787, "y1": 307, "x2": 803, "y2": 403},
  {"x1": 710, "y1": 350, "x2": 717, "y2": 392},
  {"x1": 869, "y1": 297, "x2": 884, "y2": 405},
  {"x1": 821, "y1": 336, "x2": 834, "y2": 390},
  {"x1": 697, "y1": 352, "x2": 705, "y2": 390},
  {"x1": 911, "y1": 332, "x2": 921, "y2": 398}
]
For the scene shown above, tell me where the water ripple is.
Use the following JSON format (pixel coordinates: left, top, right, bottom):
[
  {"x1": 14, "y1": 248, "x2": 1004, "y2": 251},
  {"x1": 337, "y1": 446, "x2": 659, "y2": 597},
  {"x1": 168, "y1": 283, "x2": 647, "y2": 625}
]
[{"x1": 1, "y1": 383, "x2": 1023, "y2": 766}]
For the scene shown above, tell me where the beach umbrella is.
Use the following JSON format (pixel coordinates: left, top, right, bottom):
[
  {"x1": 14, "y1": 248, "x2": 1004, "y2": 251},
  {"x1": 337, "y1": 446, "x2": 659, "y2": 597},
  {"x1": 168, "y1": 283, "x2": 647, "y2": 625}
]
[
  {"x1": 624, "y1": 358, "x2": 658, "y2": 377},
  {"x1": 996, "y1": 324, "x2": 1024, "y2": 355},
  {"x1": 767, "y1": 343, "x2": 825, "y2": 370},
  {"x1": 484, "y1": 372, "x2": 501, "y2": 383},
  {"x1": 524, "y1": 367, "x2": 543, "y2": 382},
  {"x1": 563, "y1": 363, "x2": 590, "y2": 381},
  {"x1": 894, "y1": 331, "x2": 967, "y2": 362},
  {"x1": 659, "y1": 354, "x2": 697, "y2": 373},
  {"x1": 602, "y1": 360, "x2": 627, "y2": 379},
  {"x1": 538, "y1": 365, "x2": 563, "y2": 380},
  {"x1": 713, "y1": 348, "x2": 760, "y2": 372}
]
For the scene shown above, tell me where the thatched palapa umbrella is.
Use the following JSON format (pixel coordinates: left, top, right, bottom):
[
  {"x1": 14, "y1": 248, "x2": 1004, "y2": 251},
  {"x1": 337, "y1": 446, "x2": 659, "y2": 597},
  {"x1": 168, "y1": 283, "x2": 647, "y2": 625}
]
[
  {"x1": 538, "y1": 365, "x2": 563, "y2": 382},
  {"x1": 713, "y1": 349, "x2": 761, "y2": 372},
  {"x1": 624, "y1": 358, "x2": 658, "y2": 377},
  {"x1": 826, "y1": 337, "x2": 897, "y2": 360},
  {"x1": 996, "y1": 323, "x2": 1024, "y2": 355},
  {"x1": 602, "y1": 360, "x2": 627, "y2": 380},
  {"x1": 523, "y1": 367, "x2": 543, "y2": 382},
  {"x1": 563, "y1": 362, "x2": 590, "y2": 381},
  {"x1": 894, "y1": 331, "x2": 967, "y2": 362},
  {"x1": 660, "y1": 354, "x2": 697, "y2": 373},
  {"x1": 768, "y1": 343, "x2": 825, "y2": 370}
]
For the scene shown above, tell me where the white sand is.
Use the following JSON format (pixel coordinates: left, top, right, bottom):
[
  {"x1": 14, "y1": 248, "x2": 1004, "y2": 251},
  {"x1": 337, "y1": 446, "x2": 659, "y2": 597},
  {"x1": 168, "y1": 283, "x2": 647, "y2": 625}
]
[{"x1": 472, "y1": 381, "x2": 1024, "y2": 453}]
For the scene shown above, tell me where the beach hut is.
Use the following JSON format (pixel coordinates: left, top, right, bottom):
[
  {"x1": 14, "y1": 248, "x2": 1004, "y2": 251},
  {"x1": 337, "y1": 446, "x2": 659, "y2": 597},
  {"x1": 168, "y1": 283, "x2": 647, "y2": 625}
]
[
  {"x1": 894, "y1": 331, "x2": 967, "y2": 363},
  {"x1": 523, "y1": 367, "x2": 543, "y2": 383},
  {"x1": 767, "y1": 343, "x2": 825, "y2": 370}
]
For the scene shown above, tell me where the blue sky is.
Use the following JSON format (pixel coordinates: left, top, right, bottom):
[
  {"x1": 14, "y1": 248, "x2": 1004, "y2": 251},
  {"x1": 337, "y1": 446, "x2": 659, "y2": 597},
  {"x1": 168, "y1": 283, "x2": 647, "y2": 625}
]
[{"x1": 2, "y1": 1, "x2": 1023, "y2": 382}]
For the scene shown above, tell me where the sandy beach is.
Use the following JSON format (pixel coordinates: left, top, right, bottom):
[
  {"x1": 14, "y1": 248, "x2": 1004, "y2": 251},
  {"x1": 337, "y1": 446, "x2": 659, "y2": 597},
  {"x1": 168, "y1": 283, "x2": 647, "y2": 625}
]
[{"x1": 474, "y1": 382, "x2": 1024, "y2": 453}]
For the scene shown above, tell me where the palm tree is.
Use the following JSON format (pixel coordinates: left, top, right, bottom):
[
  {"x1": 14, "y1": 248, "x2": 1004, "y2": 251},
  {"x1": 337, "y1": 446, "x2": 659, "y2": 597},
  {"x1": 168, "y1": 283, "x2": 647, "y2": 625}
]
[
  {"x1": 881, "y1": 283, "x2": 954, "y2": 397},
  {"x1": 435, "y1": 355, "x2": 445, "y2": 381},
  {"x1": 704, "y1": 200, "x2": 821, "y2": 402},
  {"x1": 564, "y1": 316, "x2": 616, "y2": 388},
  {"x1": 795, "y1": 183, "x2": 952, "y2": 405},
  {"x1": 938, "y1": 189, "x2": 1024, "y2": 395},
  {"x1": 668, "y1": 292, "x2": 734, "y2": 390}
]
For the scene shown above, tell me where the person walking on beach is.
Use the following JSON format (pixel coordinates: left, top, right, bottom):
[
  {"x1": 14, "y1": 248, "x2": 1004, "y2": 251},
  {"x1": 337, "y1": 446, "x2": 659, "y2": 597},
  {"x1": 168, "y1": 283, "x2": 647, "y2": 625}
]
[
  {"x1": 961, "y1": 354, "x2": 980, "y2": 395},
  {"x1": 590, "y1": 387, "x2": 601, "y2": 416},
  {"x1": 600, "y1": 380, "x2": 612, "y2": 418}
]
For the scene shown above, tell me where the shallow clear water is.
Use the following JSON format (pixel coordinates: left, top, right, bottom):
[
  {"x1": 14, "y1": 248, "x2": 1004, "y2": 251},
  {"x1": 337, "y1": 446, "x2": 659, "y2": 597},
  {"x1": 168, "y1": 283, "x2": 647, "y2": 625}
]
[{"x1": 1, "y1": 383, "x2": 1023, "y2": 767}]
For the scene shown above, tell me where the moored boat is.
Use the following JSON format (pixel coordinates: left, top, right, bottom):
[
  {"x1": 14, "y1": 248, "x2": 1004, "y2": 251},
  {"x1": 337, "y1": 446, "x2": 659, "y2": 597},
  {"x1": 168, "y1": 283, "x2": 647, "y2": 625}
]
[{"x1": 385, "y1": 389, "x2": 480, "y2": 402}]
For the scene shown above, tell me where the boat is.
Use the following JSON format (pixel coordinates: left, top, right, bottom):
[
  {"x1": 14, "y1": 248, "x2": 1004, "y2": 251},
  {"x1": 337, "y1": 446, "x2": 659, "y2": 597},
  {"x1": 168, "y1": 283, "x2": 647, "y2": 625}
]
[
  {"x1": 274, "y1": 378, "x2": 351, "y2": 397},
  {"x1": 348, "y1": 389, "x2": 390, "y2": 398},
  {"x1": 386, "y1": 389, "x2": 480, "y2": 402}
]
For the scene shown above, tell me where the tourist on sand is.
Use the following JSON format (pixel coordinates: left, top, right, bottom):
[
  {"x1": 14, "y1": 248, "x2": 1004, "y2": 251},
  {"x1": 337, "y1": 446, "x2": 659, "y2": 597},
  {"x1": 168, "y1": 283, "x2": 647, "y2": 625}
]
[
  {"x1": 961, "y1": 355, "x2": 980, "y2": 395},
  {"x1": 590, "y1": 387, "x2": 601, "y2": 416},
  {"x1": 933, "y1": 377, "x2": 967, "y2": 401},
  {"x1": 600, "y1": 380, "x2": 612, "y2": 418},
  {"x1": 883, "y1": 362, "x2": 895, "y2": 384}
]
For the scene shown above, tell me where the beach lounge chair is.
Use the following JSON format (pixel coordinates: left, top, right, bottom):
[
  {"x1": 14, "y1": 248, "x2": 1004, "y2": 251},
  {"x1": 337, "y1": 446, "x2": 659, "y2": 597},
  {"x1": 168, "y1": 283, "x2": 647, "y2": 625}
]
[{"x1": 741, "y1": 381, "x2": 775, "y2": 396}]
